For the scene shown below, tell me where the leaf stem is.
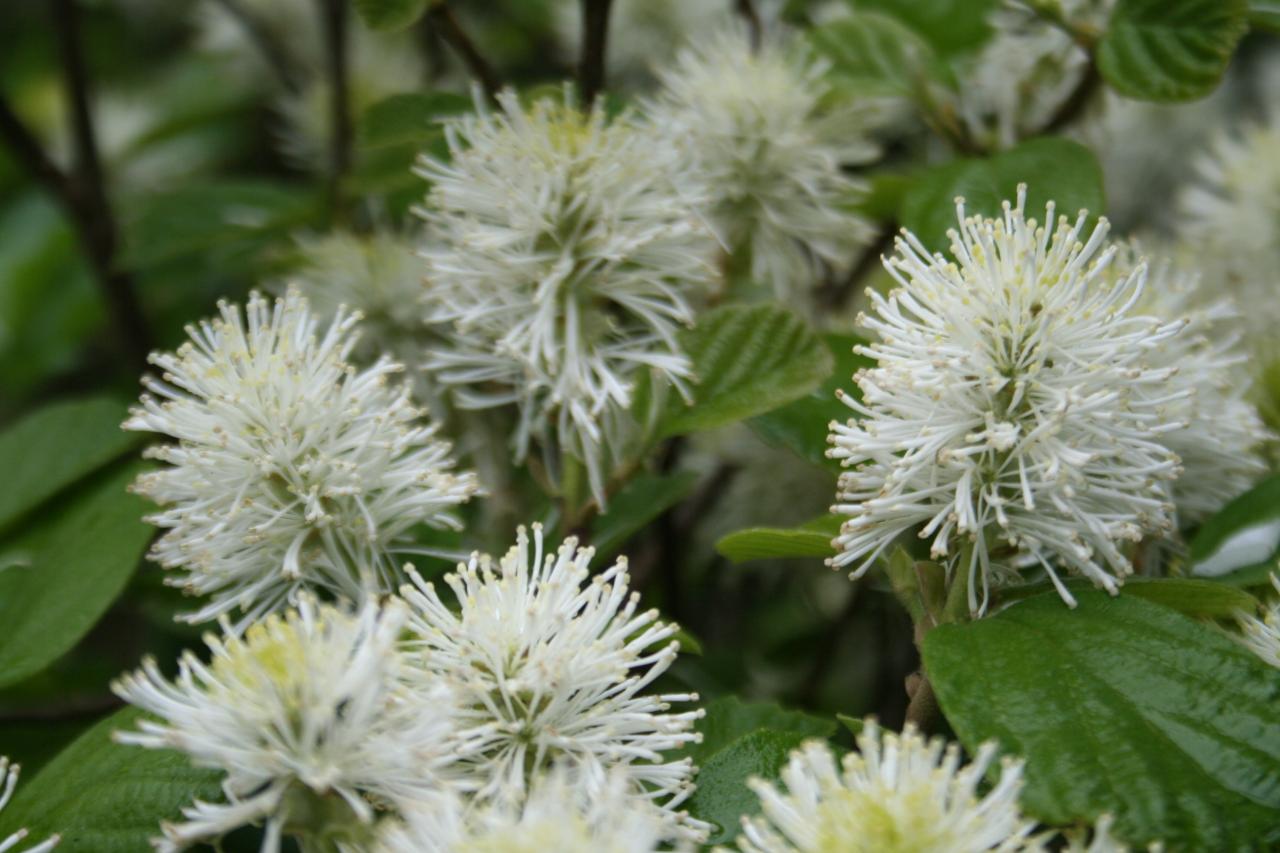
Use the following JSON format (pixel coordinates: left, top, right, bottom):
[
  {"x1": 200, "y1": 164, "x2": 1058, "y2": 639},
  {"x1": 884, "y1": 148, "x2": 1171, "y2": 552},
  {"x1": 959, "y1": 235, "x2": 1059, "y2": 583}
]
[
  {"x1": 426, "y1": 3, "x2": 502, "y2": 100},
  {"x1": 319, "y1": 0, "x2": 353, "y2": 223},
  {"x1": 577, "y1": 0, "x2": 614, "y2": 108}
]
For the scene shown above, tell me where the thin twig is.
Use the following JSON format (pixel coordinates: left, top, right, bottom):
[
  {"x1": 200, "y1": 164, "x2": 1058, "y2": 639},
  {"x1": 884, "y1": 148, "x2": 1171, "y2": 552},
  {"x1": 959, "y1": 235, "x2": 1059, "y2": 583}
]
[
  {"x1": 1042, "y1": 60, "x2": 1102, "y2": 135},
  {"x1": 427, "y1": 3, "x2": 502, "y2": 100},
  {"x1": 903, "y1": 672, "x2": 938, "y2": 731},
  {"x1": 319, "y1": 0, "x2": 353, "y2": 221},
  {"x1": 734, "y1": 0, "x2": 763, "y2": 51},
  {"x1": 820, "y1": 222, "x2": 895, "y2": 310},
  {"x1": 209, "y1": 0, "x2": 303, "y2": 94},
  {"x1": 47, "y1": 0, "x2": 151, "y2": 368},
  {"x1": 578, "y1": 0, "x2": 614, "y2": 108}
]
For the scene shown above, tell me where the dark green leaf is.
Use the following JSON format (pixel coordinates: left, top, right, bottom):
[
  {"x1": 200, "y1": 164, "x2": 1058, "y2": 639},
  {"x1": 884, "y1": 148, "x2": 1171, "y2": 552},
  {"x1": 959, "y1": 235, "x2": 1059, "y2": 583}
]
[
  {"x1": 716, "y1": 515, "x2": 841, "y2": 564},
  {"x1": 1190, "y1": 475, "x2": 1280, "y2": 585},
  {"x1": 692, "y1": 696, "x2": 835, "y2": 765},
  {"x1": 1097, "y1": 0, "x2": 1248, "y2": 102},
  {"x1": 848, "y1": 0, "x2": 1000, "y2": 55},
  {"x1": 686, "y1": 729, "x2": 812, "y2": 845},
  {"x1": 1000, "y1": 576, "x2": 1258, "y2": 618},
  {"x1": 900, "y1": 137, "x2": 1105, "y2": 253},
  {"x1": 749, "y1": 333, "x2": 873, "y2": 470},
  {"x1": 0, "y1": 396, "x2": 139, "y2": 532},
  {"x1": 660, "y1": 305, "x2": 832, "y2": 437},
  {"x1": 591, "y1": 471, "x2": 699, "y2": 559},
  {"x1": 0, "y1": 708, "x2": 222, "y2": 852},
  {"x1": 924, "y1": 589, "x2": 1280, "y2": 848},
  {"x1": 0, "y1": 461, "x2": 153, "y2": 688},
  {"x1": 358, "y1": 92, "x2": 472, "y2": 150},
  {"x1": 352, "y1": 0, "x2": 429, "y2": 30},
  {"x1": 120, "y1": 180, "x2": 319, "y2": 271},
  {"x1": 808, "y1": 11, "x2": 937, "y2": 98}
]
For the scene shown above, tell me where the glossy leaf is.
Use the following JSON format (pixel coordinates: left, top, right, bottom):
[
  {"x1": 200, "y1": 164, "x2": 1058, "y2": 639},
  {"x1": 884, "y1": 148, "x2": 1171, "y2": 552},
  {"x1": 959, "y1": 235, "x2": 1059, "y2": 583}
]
[
  {"x1": 658, "y1": 305, "x2": 832, "y2": 437},
  {"x1": 0, "y1": 461, "x2": 153, "y2": 688},
  {"x1": 1190, "y1": 475, "x2": 1280, "y2": 585},
  {"x1": 750, "y1": 333, "x2": 873, "y2": 470},
  {"x1": 0, "y1": 396, "x2": 139, "y2": 531},
  {"x1": 0, "y1": 708, "x2": 222, "y2": 852},
  {"x1": 1097, "y1": 0, "x2": 1248, "y2": 102},
  {"x1": 924, "y1": 589, "x2": 1280, "y2": 848},
  {"x1": 900, "y1": 137, "x2": 1106, "y2": 253},
  {"x1": 590, "y1": 471, "x2": 699, "y2": 558},
  {"x1": 716, "y1": 515, "x2": 841, "y2": 564}
]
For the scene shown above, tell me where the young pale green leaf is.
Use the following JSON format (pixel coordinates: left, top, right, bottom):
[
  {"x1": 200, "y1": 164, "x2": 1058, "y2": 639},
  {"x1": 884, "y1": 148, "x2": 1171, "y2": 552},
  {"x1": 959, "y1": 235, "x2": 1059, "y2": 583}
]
[
  {"x1": 658, "y1": 305, "x2": 832, "y2": 437},
  {"x1": 590, "y1": 471, "x2": 699, "y2": 559},
  {"x1": 716, "y1": 515, "x2": 841, "y2": 564},
  {"x1": 691, "y1": 696, "x2": 835, "y2": 766},
  {"x1": 0, "y1": 396, "x2": 139, "y2": 532},
  {"x1": 0, "y1": 461, "x2": 153, "y2": 689},
  {"x1": 0, "y1": 708, "x2": 222, "y2": 852},
  {"x1": 900, "y1": 137, "x2": 1105, "y2": 253},
  {"x1": 924, "y1": 589, "x2": 1280, "y2": 849},
  {"x1": 808, "y1": 11, "x2": 937, "y2": 99},
  {"x1": 1189, "y1": 475, "x2": 1280, "y2": 585},
  {"x1": 750, "y1": 333, "x2": 873, "y2": 470},
  {"x1": 1251, "y1": 0, "x2": 1280, "y2": 31},
  {"x1": 352, "y1": 0, "x2": 429, "y2": 31},
  {"x1": 1097, "y1": 0, "x2": 1248, "y2": 102},
  {"x1": 686, "y1": 729, "x2": 813, "y2": 846},
  {"x1": 846, "y1": 0, "x2": 999, "y2": 55}
]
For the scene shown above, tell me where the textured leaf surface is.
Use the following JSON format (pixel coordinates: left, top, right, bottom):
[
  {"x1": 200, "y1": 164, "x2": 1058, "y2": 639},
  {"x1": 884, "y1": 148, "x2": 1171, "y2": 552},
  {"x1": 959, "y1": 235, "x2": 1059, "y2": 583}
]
[
  {"x1": 0, "y1": 462, "x2": 152, "y2": 688},
  {"x1": 900, "y1": 137, "x2": 1105, "y2": 253},
  {"x1": 687, "y1": 729, "x2": 812, "y2": 846},
  {"x1": 660, "y1": 305, "x2": 831, "y2": 437},
  {"x1": 0, "y1": 396, "x2": 138, "y2": 531},
  {"x1": 1097, "y1": 0, "x2": 1247, "y2": 101},
  {"x1": 924, "y1": 590, "x2": 1280, "y2": 849},
  {"x1": 1190, "y1": 475, "x2": 1280, "y2": 585},
  {"x1": 691, "y1": 696, "x2": 835, "y2": 765},
  {"x1": 716, "y1": 515, "x2": 841, "y2": 564},
  {"x1": 809, "y1": 11, "x2": 936, "y2": 98},
  {"x1": 0, "y1": 708, "x2": 221, "y2": 852},
  {"x1": 750, "y1": 333, "x2": 873, "y2": 470}
]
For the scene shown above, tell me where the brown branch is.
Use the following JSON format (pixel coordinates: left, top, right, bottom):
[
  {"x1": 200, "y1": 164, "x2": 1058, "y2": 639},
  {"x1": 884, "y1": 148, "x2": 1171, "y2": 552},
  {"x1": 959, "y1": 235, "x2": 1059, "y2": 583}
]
[
  {"x1": 578, "y1": 0, "x2": 614, "y2": 108},
  {"x1": 319, "y1": 0, "x2": 353, "y2": 221},
  {"x1": 903, "y1": 672, "x2": 939, "y2": 732},
  {"x1": 1042, "y1": 60, "x2": 1102, "y2": 135},
  {"x1": 820, "y1": 222, "x2": 895, "y2": 311},
  {"x1": 35, "y1": 0, "x2": 152, "y2": 368},
  {"x1": 426, "y1": 3, "x2": 502, "y2": 100},
  {"x1": 735, "y1": 0, "x2": 763, "y2": 52},
  {"x1": 209, "y1": 0, "x2": 304, "y2": 94}
]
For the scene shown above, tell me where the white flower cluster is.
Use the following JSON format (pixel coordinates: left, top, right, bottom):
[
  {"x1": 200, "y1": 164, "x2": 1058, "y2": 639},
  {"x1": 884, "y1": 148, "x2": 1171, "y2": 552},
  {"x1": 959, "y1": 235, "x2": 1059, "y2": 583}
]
[
  {"x1": 732, "y1": 720, "x2": 1037, "y2": 852},
  {"x1": 112, "y1": 526, "x2": 705, "y2": 851},
  {"x1": 0, "y1": 758, "x2": 59, "y2": 853},
  {"x1": 647, "y1": 30, "x2": 879, "y2": 300},
  {"x1": 417, "y1": 89, "x2": 714, "y2": 503},
  {"x1": 830, "y1": 187, "x2": 1186, "y2": 612},
  {"x1": 126, "y1": 290, "x2": 478, "y2": 627}
]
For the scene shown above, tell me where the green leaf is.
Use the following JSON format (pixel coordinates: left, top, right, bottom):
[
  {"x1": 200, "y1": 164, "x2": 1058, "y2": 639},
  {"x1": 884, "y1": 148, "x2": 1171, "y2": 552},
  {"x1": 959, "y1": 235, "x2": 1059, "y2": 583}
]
[
  {"x1": 0, "y1": 708, "x2": 222, "y2": 852},
  {"x1": 900, "y1": 136, "x2": 1106, "y2": 253},
  {"x1": 352, "y1": 0, "x2": 428, "y2": 30},
  {"x1": 836, "y1": 713, "x2": 865, "y2": 736},
  {"x1": 692, "y1": 696, "x2": 835, "y2": 765},
  {"x1": 354, "y1": 92, "x2": 472, "y2": 215},
  {"x1": 0, "y1": 461, "x2": 153, "y2": 689},
  {"x1": 0, "y1": 396, "x2": 139, "y2": 532},
  {"x1": 924, "y1": 589, "x2": 1280, "y2": 849},
  {"x1": 659, "y1": 305, "x2": 832, "y2": 437},
  {"x1": 848, "y1": 0, "x2": 1000, "y2": 55},
  {"x1": 1190, "y1": 475, "x2": 1280, "y2": 585},
  {"x1": 1000, "y1": 576, "x2": 1258, "y2": 618},
  {"x1": 1250, "y1": 0, "x2": 1280, "y2": 32},
  {"x1": 120, "y1": 180, "x2": 319, "y2": 271},
  {"x1": 1097, "y1": 0, "x2": 1248, "y2": 102},
  {"x1": 749, "y1": 333, "x2": 873, "y2": 470},
  {"x1": 808, "y1": 11, "x2": 937, "y2": 98},
  {"x1": 716, "y1": 515, "x2": 841, "y2": 564},
  {"x1": 590, "y1": 471, "x2": 699, "y2": 558},
  {"x1": 686, "y1": 729, "x2": 812, "y2": 845}
]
